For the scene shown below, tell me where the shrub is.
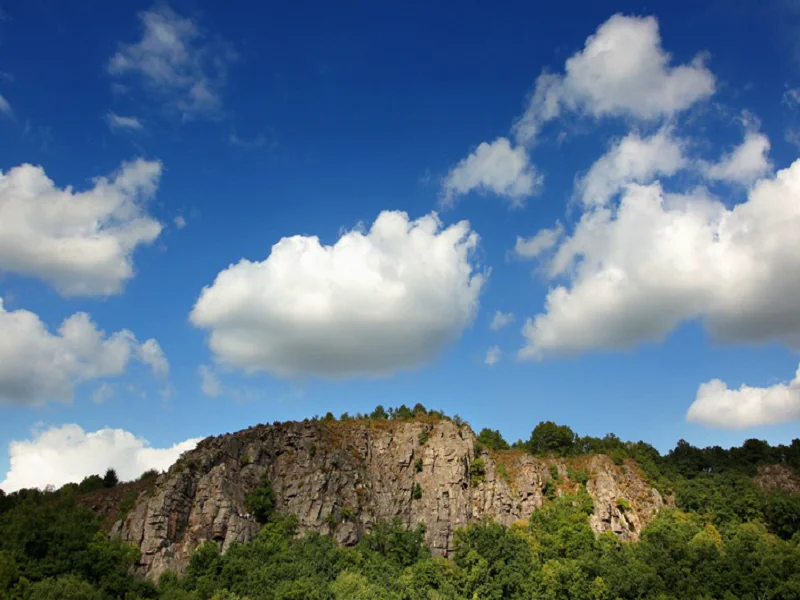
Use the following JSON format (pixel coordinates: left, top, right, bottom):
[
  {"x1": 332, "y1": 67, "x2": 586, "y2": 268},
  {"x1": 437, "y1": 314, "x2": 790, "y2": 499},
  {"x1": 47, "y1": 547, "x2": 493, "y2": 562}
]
[
  {"x1": 568, "y1": 468, "x2": 589, "y2": 486},
  {"x1": 240, "y1": 455, "x2": 252, "y2": 467},
  {"x1": 418, "y1": 430, "x2": 429, "y2": 446},
  {"x1": 470, "y1": 458, "x2": 486, "y2": 486},
  {"x1": 138, "y1": 469, "x2": 160, "y2": 481},
  {"x1": 118, "y1": 490, "x2": 139, "y2": 521},
  {"x1": 616, "y1": 497, "x2": 632, "y2": 512},
  {"x1": 549, "y1": 465, "x2": 560, "y2": 481},
  {"x1": 415, "y1": 458, "x2": 423, "y2": 473},
  {"x1": 412, "y1": 483, "x2": 423, "y2": 500},
  {"x1": 497, "y1": 463, "x2": 511, "y2": 484},
  {"x1": 245, "y1": 475, "x2": 276, "y2": 524},
  {"x1": 543, "y1": 479, "x2": 557, "y2": 500}
]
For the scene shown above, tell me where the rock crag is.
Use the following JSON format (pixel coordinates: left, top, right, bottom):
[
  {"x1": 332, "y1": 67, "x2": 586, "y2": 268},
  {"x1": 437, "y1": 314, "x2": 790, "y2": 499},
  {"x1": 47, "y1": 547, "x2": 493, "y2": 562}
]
[{"x1": 114, "y1": 419, "x2": 664, "y2": 580}]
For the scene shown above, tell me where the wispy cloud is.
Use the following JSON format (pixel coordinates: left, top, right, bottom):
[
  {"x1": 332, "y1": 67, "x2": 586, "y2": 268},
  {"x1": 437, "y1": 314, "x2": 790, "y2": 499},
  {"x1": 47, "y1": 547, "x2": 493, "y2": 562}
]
[
  {"x1": 108, "y1": 4, "x2": 236, "y2": 120},
  {"x1": 0, "y1": 93, "x2": 12, "y2": 118},
  {"x1": 106, "y1": 111, "x2": 143, "y2": 131}
]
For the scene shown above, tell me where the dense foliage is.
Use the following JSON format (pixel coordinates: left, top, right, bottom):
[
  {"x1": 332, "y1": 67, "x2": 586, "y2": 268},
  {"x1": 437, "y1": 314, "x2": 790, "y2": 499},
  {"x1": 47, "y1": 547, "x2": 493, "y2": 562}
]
[{"x1": 1, "y1": 409, "x2": 799, "y2": 599}]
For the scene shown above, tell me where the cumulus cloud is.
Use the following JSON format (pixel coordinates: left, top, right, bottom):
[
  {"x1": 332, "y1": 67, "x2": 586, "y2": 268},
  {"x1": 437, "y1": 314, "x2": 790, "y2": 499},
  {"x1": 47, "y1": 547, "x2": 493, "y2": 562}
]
[
  {"x1": 108, "y1": 4, "x2": 236, "y2": 119},
  {"x1": 490, "y1": 310, "x2": 514, "y2": 331},
  {"x1": 0, "y1": 159, "x2": 163, "y2": 296},
  {"x1": 440, "y1": 138, "x2": 541, "y2": 208},
  {"x1": 514, "y1": 14, "x2": 715, "y2": 145},
  {"x1": 198, "y1": 364, "x2": 221, "y2": 397},
  {"x1": 687, "y1": 364, "x2": 800, "y2": 429},
  {"x1": 484, "y1": 346, "x2": 501, "y2": 366},
  {"x1": 577, "y1": 128, "x2": 687, "y2": 206},
  {"x1": 106, "y1": 112, "x2": 143, "y2": 131},
  {"x1": 703, "y1": 131, "x2": 772, "y2": 185},
  {"x1": 514, "y1": 223, "x2": 564, "y2": 259},
  {"x1": 0, "y1": 299, "x2": 167, "y2": 406},
  {"x1": 0, "y1": 424, "x2": 200, "y2": 492},
  {"x1": 191, "y1": 211, "x2": 484, "y2": 378},
  {"x1": 441, "y1": 14, "x2": 712, "y2": 206},
  {"x1": 520, "y1": 160, "x2": 800, "y2": 358}
]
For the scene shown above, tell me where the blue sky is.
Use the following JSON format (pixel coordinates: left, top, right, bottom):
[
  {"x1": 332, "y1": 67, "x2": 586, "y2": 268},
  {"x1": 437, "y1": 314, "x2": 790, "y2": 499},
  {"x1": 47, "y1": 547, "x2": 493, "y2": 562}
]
[{"x1": 1, "y1": 0, "x2": 800, "y2": 491}]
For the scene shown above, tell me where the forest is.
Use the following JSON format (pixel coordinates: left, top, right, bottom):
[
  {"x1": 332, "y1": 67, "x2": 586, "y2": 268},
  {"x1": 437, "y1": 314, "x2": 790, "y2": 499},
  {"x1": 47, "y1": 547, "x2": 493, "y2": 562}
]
[{"x1": 1, "y1": 409, "x2": 799, "y2": 600}]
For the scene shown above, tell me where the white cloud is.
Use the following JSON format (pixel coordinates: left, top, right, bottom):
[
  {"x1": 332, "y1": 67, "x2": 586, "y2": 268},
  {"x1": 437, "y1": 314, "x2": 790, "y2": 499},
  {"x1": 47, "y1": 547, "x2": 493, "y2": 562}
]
[
  {"x1": 440, "y1": 138, "x2": 542, "y2": 208},
  {"x1": 137, "y1": 339, "x2": 169, "y2": 378},
  {"x1": 703, "y1": 131, "x2": 772, "y2": 185},
  {"x1": 484, "y1": 345, "x2": 501, "y2": 366},
  {"x1": 0, "y1": 299, "x2": 167, "y2": 406},
  {"x1": 577, "y1": 128, "x2": 687, "y2": 206},
  {"x1": 0, "y1": 424, "x2": 200, "y2": 492},
  {"x1": 91, "y1": 383, "x2": 116, "y2": 404},
  {"x1": 198, "y1": 364, "x2": 221, "y2": 397},
  {"x1": 190, "y1": 211, "x2": 485, "y2": 378},
  {"x1": 687, "y1": 364, "x2": 800, "y2": 429},
  {"x1": 0, "y1": 158, "x2": 163, "y2": 296},
  {"x1": 514, "y1": 14, "x2": 715, "y2": 145},
  {"x1": 520, "y1": 160, "x2": 800, "y2": 358},
  {"x1": 106, "y1": 112, "x2": 143, "y2": 131},
  {"x1": 174, "y1": 215, "x2": 187, "y2": 229},
  {"x1": 514, "y1": 222, "x2": 564, "y2": 259},
  {"x1": 0, "y1": 93, "x2": 11, "y2": 117},
  {"x1": 787, "y1": 129, "x2": 800, "y2": 150},
  {"x1": 490, "y1": 310, "x2": 515, "y2": 331},
  {"x1": 108, "y1": 4, "x2": 236, "y2": 119},
  {"x1": 783, "y1": 87, "x2": 800, "y2": 108}
]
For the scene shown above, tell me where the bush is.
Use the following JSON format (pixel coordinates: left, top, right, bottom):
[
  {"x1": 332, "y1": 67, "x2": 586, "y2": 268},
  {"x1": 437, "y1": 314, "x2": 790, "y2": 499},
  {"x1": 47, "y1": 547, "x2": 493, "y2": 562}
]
[
  {"x1": 470, "y1": 458, "x2": 486, "y2": 486},
  {"x1": 568, "y1": 468, "x2": 589, "y2": 486},
  {"x1": 418, "y1": 430, "x2": 429, "y2": 446},
  {"x1": 412, "y1": 483, "x2": 422, "y2": 500},
  {"x1": 138, "y1": 469, "x2": 160, "y2": 481},
  {"x1": 616, "y1": 498, "x2": 632, "y2": 512},
  {"x1": 117, "y1": 491, "x2": 139, "y2": 521},
  {"x1": 497, "y1": 463, "x2": 512, "y2": 484},
  {"x1": 415, "y1": 458, "x2": 423, "y2": 473},
  {"x1": 549, "y1": 465, "x2": 560, "y2": 481},
  {"x1": 245, "y1": 475, "x2": 276, "y2": 524},
  {"x1": 543, "y1": 479, "x2": 557, "y2": 500}
]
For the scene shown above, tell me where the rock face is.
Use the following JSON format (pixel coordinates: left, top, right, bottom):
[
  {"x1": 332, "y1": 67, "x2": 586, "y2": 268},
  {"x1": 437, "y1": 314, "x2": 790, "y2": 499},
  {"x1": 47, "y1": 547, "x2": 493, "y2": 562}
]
[
  {"x1": 755, "y1": 464, "x2": 800, "y2": 495},
  {"x1": 115, "y1": 420, "x2": 663, "y2": 580}
]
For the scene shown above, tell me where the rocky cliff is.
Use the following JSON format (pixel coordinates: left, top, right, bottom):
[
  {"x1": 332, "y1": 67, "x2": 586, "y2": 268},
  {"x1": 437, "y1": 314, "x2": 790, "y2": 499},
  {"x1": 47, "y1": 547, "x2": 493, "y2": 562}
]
[{"x1": 114, "y1": 419, "x2": 664, "y2": 580}]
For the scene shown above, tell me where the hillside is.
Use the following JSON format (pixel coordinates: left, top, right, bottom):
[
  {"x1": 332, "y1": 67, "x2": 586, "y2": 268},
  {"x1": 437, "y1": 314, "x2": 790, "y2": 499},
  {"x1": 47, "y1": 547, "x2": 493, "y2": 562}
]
[
  {"x1": 112, "y1": 418, "x2": 664, "y2": 579},
  {"x1": 2, "y1": 411, "x2": 799, "y2": 599}
]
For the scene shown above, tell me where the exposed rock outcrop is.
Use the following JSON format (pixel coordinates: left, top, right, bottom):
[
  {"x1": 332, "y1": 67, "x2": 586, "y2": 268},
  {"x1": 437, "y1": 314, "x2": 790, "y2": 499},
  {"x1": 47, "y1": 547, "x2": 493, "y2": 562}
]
[
  {"x1": 114, "y1": 419, "x2": 663, "y2": 580},
  {"x1": 755, "y1": 464, "x2": 800, "y2": 495}
]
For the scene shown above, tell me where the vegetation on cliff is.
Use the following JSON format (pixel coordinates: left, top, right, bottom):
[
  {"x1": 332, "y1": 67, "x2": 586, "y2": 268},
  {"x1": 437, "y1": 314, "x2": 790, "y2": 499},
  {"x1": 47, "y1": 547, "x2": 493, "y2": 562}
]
[{"x1": 1, "y1": 407, "x2": 799, "y2": 599}]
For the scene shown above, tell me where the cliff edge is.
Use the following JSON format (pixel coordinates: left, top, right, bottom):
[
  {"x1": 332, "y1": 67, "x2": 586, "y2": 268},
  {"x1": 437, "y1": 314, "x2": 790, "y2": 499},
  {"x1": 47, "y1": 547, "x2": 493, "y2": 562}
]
[{"x1": 113, "y1": 419, "x2": 664, "y2": 580}]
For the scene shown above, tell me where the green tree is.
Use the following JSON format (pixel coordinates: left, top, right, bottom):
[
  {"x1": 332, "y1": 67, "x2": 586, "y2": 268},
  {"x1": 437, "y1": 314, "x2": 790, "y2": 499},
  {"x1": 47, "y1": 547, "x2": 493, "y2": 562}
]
[
  {"x1": 245, "y1": 475, "x2": 276, "y2": 525},
  {"x1": 526, "y1": 422, "x2": 577, "y2": 456},
  {"x1": 102, "y1": 468, "x2": 119, "y2": 488},
  {"x1": 476, "y1": 428, "x2": 510, "y2": 451}
]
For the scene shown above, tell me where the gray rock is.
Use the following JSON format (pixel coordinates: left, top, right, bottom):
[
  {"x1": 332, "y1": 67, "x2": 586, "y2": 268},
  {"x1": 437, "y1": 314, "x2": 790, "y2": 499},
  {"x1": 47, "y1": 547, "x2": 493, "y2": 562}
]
[{"x1": 115, "y1": 420, "x2": 663, "y2": 580}]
